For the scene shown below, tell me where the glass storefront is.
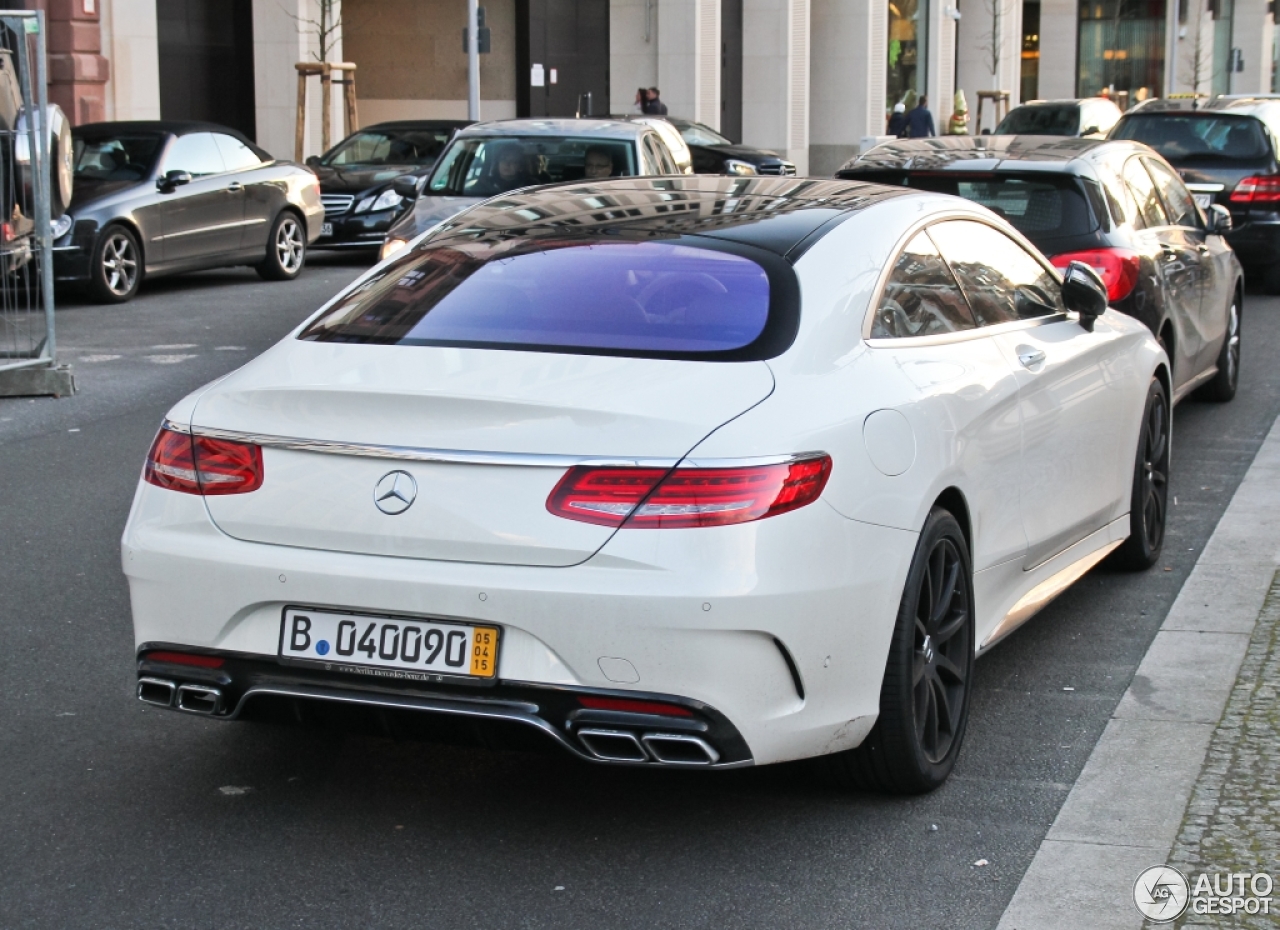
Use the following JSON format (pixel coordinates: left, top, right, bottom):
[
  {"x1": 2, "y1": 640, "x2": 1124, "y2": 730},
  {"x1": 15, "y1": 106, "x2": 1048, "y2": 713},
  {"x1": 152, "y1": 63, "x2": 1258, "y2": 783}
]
[
  {"x1": 1077, "y1": 0, "x2": 1166, "y2": 99},
  {"x1": 888, "y1": 0, "x2": 929, "y2": 108},
  {"x1": 1211, "y1": 0, "x2": 1235, "y2": 95}
]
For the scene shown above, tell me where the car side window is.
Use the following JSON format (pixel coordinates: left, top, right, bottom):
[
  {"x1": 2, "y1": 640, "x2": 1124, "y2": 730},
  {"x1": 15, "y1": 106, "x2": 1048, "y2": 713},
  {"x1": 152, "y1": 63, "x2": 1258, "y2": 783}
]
[
  {"x1": 212, "y1": 133, "x2": 262, "y2": 172},
  {"x1": 1123, "y1": 157, "x2": 1169, "y2": 228},
  {"x1": 928, "y1": 220, "x2": 1066, "y2": 326},
  {"x1": 163, "y1": 132, "x2": 226, "y2": 177},
  {"x1": 1144, "y1": 156, "x2": 1202, "y2": 228},
  {"x1": 871, "y1": 231, "x2": 978, "y2": 338},
  {"x1": 642, "y1": 135, "x2": 666, "y2": 174}
]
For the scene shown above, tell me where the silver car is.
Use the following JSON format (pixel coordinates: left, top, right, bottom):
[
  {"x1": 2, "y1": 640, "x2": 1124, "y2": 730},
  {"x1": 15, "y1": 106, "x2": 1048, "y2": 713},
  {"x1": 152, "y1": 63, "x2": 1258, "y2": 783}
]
[{"x1": 380, "y1": 118, "x2": 685, "y2": 260}]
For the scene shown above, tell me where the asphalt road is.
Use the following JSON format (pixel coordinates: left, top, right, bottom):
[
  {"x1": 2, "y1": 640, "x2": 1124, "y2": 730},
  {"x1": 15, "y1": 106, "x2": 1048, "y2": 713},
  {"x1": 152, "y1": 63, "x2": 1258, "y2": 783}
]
[{"x1": 2, "y1": 257, "x2": 1278, "y2": 930}]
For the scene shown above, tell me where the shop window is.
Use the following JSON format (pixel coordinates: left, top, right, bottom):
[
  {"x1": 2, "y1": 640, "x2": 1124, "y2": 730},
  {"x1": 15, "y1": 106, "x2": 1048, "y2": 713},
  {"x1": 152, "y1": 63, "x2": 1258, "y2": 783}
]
[
  {"x1": 888, "y1": 0, "x2": 929, "y2": 109},
  {"x1": 1077, "y1": 0, "x2": 1166, "y2": 102}
]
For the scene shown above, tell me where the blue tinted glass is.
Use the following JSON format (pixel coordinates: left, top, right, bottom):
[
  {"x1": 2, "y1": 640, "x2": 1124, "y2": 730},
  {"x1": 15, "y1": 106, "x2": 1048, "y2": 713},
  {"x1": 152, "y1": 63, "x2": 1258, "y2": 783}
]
[{"x1": 305, "y1": 241, "x2": 772, "y2": 354}]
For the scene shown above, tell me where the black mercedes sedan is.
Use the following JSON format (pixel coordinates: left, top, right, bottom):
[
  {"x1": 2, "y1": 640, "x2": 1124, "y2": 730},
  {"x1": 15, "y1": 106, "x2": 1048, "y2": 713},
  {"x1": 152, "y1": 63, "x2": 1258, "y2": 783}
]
[
  {"x1": 1109, "y1": 96, "x2": 1280, "y2": 293},
  {"x1": 666, "y1": 118, "x2": 797, "y2": 176},
  {"x1": 306, "y1": 120, "x2": 470, "y2": 251},
  {"x1": 838, "y1": 135, "x2": 1243, "y2": 403},
  {"x1": 57, "y1": 121, "x2": 323, "y2": 303}
]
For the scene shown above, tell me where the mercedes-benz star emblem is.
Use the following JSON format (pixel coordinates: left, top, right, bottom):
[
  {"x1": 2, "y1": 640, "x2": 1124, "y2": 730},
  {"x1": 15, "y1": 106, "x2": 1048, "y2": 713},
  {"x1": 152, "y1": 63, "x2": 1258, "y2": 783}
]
[{"x1": 373, "y1": 470, "x2": 417, "y2": 515}]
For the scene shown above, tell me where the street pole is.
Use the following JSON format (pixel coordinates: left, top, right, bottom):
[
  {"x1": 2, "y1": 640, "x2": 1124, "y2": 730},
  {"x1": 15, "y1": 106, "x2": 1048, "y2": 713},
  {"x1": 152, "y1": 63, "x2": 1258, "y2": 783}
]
[{"x1": 467, "y1": 0, "x2": 480, "y2": 120}]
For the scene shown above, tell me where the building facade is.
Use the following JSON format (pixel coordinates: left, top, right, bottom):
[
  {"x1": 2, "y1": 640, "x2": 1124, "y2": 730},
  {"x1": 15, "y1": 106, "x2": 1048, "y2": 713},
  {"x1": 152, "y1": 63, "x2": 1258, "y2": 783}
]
[{"x1": 35, "y1": 0, "x2": 1280, "y2": 174}]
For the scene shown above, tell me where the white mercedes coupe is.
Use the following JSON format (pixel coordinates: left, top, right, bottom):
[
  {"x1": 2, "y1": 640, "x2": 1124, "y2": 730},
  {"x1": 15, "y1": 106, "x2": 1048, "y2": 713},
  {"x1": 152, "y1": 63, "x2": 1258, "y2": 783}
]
[{"x1": 123, "y1": 176, "x2": 1170, "y2": 793}]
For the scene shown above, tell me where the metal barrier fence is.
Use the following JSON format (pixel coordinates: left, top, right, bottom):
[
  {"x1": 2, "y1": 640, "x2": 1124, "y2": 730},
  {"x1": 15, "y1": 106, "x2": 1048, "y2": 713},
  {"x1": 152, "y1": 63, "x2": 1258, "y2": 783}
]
[{"x1": 0, "y1": 11, "x2": 73, "y2": 398}]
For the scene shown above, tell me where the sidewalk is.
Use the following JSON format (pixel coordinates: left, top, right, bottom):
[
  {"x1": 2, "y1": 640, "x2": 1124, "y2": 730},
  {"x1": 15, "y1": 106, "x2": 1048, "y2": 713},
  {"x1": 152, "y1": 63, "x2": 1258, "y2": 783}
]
[{"x1": 997, "y1": 414, "x2": 1280, "y2": 929}]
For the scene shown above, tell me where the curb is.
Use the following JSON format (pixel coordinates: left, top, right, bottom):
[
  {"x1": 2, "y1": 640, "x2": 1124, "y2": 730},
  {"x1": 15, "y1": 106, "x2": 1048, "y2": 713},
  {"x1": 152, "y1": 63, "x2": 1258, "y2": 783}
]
[{"x1": 996, "y1": 413, "x2": 1280, "y2": 930}]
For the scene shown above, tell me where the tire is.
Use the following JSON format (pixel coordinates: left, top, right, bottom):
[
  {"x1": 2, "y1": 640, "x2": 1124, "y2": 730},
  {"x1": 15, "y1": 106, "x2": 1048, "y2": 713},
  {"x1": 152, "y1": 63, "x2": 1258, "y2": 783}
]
[
  {"x1": 1199, "y1": 294, "x2": 1240, "y2": 403},
  {"x1": 1111, "y1": 377, "x2": 1171, "y2": 571},
  {"x1": 87, "y1": 224, "x2": 141, "y2": 303},
  {"x1": 255, "y1": 211, "x2": 306, "y2": 281},
  {"x1": 819, "y1": 508, "x2": 976, "y2": 794},
  {"x1": 14, "y1": 104, "x2": 74, "y2": 217}
]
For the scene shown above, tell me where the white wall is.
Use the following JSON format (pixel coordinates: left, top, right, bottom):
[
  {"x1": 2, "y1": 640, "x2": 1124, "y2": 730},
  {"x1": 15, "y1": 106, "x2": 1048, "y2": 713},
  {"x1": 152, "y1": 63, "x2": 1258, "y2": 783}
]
[
  {"x1": 610, "y1": 0, "x2": 660, "y2": 113},
  {"x1": 1038, "y1": 0, "x2": 1076, "y2": 98},
  {"x1": 99, "y1": 0, "x2": 160, "y2": 121},
  {"x1": 811, "y1": 0, "x2": 874, "y2": 173},
  {"x1": 743, "y1": 0, "x2": 809, "y2": 174},
  {"x1": 1235, "y1": 0, "x2": 1276, "y2": 94},
  {"x1": 252, "y1": 0, "x2": 346, "y2": 161}
]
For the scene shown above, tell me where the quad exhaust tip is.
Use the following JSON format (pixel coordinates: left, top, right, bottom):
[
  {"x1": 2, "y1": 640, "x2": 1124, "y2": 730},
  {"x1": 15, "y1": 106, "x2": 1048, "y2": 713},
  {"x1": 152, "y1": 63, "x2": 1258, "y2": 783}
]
[
  {"x1": 137, "y1": 678, "x2": 222, "y2": 716},
  {"x1": 577, "y1": 728, "x2": 719, "y2": 766},
  {"x1": 137, "y1": 677, "x2": 176, "y2": 708}
]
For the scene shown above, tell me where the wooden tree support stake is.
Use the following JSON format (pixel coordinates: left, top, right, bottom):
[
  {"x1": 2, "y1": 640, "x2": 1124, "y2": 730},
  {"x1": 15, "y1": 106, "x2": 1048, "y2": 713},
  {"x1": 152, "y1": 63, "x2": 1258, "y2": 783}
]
[{"x1": 295, "y1": 61, "x2": 359, "y2": 161}]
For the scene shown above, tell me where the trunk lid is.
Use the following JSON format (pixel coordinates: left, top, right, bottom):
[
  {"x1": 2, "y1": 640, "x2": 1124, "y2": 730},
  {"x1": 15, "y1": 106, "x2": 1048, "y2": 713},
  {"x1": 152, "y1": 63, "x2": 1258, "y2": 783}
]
[{"x1": 191, "y1": 340, "x2": 773, "y2": 566}]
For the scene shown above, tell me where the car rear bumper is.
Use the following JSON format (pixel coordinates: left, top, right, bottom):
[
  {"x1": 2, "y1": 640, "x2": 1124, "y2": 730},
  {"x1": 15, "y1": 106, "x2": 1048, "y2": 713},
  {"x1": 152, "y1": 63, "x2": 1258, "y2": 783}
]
[
  {"x1": 122, "y1": 481, "x2": 917, "y2": 766},
  {"x1": 1226, "y1": 218, "x2": 1280, "y2": 266}
]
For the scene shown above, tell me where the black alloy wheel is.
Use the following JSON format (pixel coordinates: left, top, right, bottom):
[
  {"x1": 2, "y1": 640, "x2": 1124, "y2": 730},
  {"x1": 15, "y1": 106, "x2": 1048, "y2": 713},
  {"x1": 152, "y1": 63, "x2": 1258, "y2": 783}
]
[
  {"x1": 1200, "y1": 296, "x2": 1240, "y2": 403},
  {"x1": 1112, "y1": 377, "x2": 1170, "y2": 571},
  {"x1": 256, "y1": 211, "x2": 306, "y2": 281},
  {"x1": 88, "y1": 224, "x2": 141, "y2": 303},
  {"x1": 820, "y1": 507, "x2": 975, "y2": 794}
]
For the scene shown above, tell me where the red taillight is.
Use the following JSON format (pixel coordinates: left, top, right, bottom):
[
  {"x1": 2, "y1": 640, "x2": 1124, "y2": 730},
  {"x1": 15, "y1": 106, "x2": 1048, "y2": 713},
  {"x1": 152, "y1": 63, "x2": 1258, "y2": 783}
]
[
  {"x1": 546, "y1": 455, "x2": 832, "y2": 529},
  {"x1": 144, "y1": 650, "x2": 225, "y2": 669},
  {"x1": 144, "y1": 427, "x2": 263, "y2": 496},
  {"x1": 577, "y1": 696, "x2": 694, "y2": 717},
  {"x1": 1230, "y1": 175, "x2": 1280, "y2": 203},
  {"x1": 1050, "y1": 248, "x2": 1141, "y2": 303}
]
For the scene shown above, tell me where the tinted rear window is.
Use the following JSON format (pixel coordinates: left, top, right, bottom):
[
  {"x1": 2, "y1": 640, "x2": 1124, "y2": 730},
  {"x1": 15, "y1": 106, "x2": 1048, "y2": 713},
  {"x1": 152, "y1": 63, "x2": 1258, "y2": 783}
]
[
  {"x1": 299, "y1": 237, "x2": 794, "y2": 360},
  {"x1": 995, "y1": 106, "x2": 1079, "y2": 135},
  {"x1": 898, "y1": 174, "x2": 1098, "y2": 240},
  {"x1": 1111, "y1": 114, "x2": 1271, "y2": 162}
]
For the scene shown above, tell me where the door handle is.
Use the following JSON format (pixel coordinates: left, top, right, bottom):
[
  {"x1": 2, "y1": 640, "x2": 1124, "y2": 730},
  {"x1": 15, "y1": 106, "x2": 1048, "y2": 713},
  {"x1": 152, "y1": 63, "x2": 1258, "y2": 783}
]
[
  {"x1": 225, "y1": 182, "x2": 243, "y2": 193},
  {"x1": 1017, "y1": 348, "x2": 1046, "y2": 368}
]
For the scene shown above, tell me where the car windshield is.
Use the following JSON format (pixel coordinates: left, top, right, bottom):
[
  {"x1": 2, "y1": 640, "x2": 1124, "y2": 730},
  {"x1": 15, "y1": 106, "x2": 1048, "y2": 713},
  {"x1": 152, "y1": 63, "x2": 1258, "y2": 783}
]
[
  {"x1": 426, "y1": 136, "x2": 637, "y2": 196},
  {"x1": 677, "y1": 122, "x2": 732, "y2": 146},
  {"x1": 995, "y1": 106, "x2": 1080, "y2": 135},
  {"x1": 1110, "y1": 114, "x2": 1271, "y2": 162},
  {"x1": 72, "y1": 133, "x2": 163, "y2": 181},
  {"x1": 902, "y1": 174, "x2": 1099, "y2": 240},
  {"x1": 299, "y1": 238, "x2": 773, "y2": 357},
  {"x1": 322, "y1": 128, "x2": 454, "y2": 167}
]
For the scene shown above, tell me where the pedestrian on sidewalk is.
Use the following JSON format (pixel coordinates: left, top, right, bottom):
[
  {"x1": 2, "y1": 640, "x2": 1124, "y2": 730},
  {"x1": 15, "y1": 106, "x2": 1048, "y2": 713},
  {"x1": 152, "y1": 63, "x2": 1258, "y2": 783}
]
[
  {"x1": 644, "y1": 87, "x2": 669, "y2": 116},
  {"x1": 887, "y1": 102, "x2": 908, "y2": 137},
  {"x1": 906, "y1": 96, "x2": 936, "y2": 138}
]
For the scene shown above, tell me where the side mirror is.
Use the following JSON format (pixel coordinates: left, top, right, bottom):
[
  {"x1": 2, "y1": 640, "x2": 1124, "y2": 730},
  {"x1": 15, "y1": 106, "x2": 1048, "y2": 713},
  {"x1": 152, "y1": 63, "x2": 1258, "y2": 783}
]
[
  {"x1": 1207, "y1": 203, "x2": 1233, "y2": 234},
  {"x1": 391, "y1": 174, "x2": 422, "y2": 200},
  {"x1": 157, "y1": 169, "x2": 191, "y2": 192},
  {"x1": 305, "y1": 155, "x2": 322, "y2": 169},
  {"x1": 1061, "y1": 260, "x2": 1108, "y2": 331},
  {"x1": 1080, "y1": 125, "x2": 1101, "y2": 137}
]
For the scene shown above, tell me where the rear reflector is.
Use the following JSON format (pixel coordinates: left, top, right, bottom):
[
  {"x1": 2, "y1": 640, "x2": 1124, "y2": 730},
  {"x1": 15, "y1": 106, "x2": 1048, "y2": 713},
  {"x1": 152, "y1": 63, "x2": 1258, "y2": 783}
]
[
  {"x1": 577, "y1": 696, "x2": 694, "y2": 717},
  {"x1": 1050, "y1": 248, "x2": 1141, "y2": 303},
  {"x1": 143, "y1": 650, "x2": 226, "y2": 669},
  {"x1": 1230, "y1": 175, "x2": 1280, "y2": 203},
  {"x1": 144, "y1": 427, "x2": 263, "y2": 496},
  {"x1": 547, "y1": 454, "x2": 832, "y2": 529}
]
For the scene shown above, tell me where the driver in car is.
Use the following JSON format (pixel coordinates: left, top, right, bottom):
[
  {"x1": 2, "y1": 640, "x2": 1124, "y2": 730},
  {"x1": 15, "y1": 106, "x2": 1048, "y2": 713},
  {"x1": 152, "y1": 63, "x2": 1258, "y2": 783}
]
[{"x1": 583, "y1": 146, "x2": 615, "y2": 180}]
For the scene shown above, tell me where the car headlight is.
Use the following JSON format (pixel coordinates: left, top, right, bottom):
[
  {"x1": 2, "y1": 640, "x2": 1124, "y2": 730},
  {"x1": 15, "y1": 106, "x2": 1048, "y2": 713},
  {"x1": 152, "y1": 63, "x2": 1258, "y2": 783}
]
[
  {"x1": 723, "y1": 159, "x2": 758, "y2": 176},
  {"x1": 358, "y1": 190, "x2": 404, "y2": 214},
  {"x1": 51, "y1": 214, "x2": 72, "y2": 239},
  {"x1": 380, "y1": 237, "x2": 408, "y2": 262}
]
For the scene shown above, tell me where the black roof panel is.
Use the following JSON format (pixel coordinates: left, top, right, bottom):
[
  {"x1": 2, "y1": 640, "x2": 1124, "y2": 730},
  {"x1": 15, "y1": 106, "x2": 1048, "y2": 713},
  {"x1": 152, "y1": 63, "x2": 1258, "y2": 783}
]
[{"x1": 837, "y1": 134, "x2": 1149, "y2": 175}]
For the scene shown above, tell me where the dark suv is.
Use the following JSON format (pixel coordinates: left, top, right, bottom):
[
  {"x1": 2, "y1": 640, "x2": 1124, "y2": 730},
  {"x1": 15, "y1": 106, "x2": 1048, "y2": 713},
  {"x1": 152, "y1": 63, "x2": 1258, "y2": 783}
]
[
  {"x1": 837, "y1": 135, "x2": 1243, "y2": 403},
  {"x1": 1110, "y1": 97, "x2": 1280, "y2": 291}
]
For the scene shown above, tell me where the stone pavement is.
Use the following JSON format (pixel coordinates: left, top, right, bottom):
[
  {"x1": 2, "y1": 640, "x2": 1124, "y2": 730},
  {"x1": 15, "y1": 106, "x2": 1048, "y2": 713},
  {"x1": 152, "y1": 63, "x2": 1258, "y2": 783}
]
[
  {"x1": 999, "y1": 413, "x2": 1280, "y2": 929},
  {"x1": 1160, "y1": 572, "x2": 1280, "y2": 930}
]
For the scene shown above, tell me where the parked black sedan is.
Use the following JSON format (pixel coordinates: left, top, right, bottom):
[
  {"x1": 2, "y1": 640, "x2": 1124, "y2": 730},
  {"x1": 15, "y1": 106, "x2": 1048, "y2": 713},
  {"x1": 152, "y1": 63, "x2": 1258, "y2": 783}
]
[
  {"x1": 307, "y1": 120, "x2": 469, "y2": 251},
  {"x1": 1109, "y1": 96, "x2": 1280, "y2": 292},
  {"x1": 838, "y1": 135, "x2": 1242, "y2": 403},
  {"x1": 666, "y1": 118, "x2": 797, "y2": 176},
  {"x1": 57, "y1": 121, "x2": 323, "y2": 303}
]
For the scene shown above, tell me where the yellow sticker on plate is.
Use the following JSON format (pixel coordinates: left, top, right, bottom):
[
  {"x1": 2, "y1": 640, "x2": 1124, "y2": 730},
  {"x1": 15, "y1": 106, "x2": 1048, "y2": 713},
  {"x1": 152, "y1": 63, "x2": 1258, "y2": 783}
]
[{"x1": 470, "y1": 627, "x2": 499, "y2": 677}]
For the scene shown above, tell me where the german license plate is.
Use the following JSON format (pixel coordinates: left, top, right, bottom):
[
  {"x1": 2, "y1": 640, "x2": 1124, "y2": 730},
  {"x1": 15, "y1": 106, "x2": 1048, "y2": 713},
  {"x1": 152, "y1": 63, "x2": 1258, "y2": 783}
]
[
  {"x1": 1193, "y1": 193, "x2": 1213, "y2": 210},
  {"x1": 280, "y1": 607, "x2": 499, "y2": 679},
  {"x1": 320, "y1": 222, "x2": 333, "y2": 237}
]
